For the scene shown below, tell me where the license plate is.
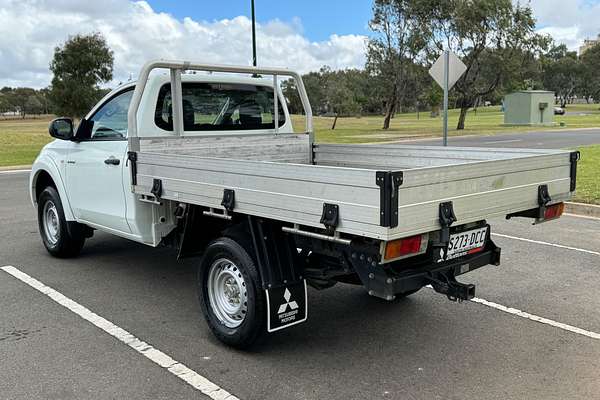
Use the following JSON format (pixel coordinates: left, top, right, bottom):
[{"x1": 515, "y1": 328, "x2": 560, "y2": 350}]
[{"x1": 446, "y1": 226, "x2": 488, "y2": 260}]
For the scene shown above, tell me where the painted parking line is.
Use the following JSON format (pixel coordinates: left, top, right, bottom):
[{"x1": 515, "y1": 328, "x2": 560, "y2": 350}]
[
  {"x1": 492, "y1": 233, "x2": 600, "y2": 257},
  {"x1": 470, "y1": 297, "x2": 600, "y2": 340},
  {"x1": 564, "y1": 213, "x2": 600, "y2": 221},
  {"x1": 0, "y1": 265, "x2": 239, "y2": 400},
  {"x1": 423, "y1": 287, "x2": 600, "y2": 341}
]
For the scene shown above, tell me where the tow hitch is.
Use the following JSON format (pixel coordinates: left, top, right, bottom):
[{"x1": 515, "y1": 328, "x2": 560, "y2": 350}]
[{"x1": 428, "y1": 273, "x2": 475, "y2": 302}]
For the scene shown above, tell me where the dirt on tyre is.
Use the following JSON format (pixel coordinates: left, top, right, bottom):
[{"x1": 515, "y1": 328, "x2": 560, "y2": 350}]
[
  {"x1": 37, "y1": 186, "x2": 85, "y2": 258},
  {"x1": 198, "y1": 237, "x2": 267, "y2": 349}
]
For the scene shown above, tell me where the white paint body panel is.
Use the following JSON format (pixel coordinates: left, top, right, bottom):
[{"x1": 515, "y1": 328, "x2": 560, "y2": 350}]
[{"x1": 65, "y1": 140, "x2": 131, "y2": 233}]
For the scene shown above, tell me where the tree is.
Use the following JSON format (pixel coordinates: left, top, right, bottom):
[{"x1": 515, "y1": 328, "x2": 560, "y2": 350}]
[
  {"x1": 578, "y1": 43, "x2": 600, "y2": 103},
  {"x1": 421, "y1": 82, "x2": 443, "y2": 116},
  {"x1": 38, "y1": 88, "x2": 52, "y2": 114},
  {"x1": 432, "y1": 0, "x2": 546, "y2": 129},
  {"x1": 367, "y1": 0, "x2": 434, "y2": 129},
  {"x1": 49, "y1": 33, "x2": 114, "y2": 118},
  {"x1": 541, "y1": 44, "x2": 581, "y2": 107},
  {"x1": 281, "y1": 68, "x2": 377, "y2": 121},
  {"x1": 321, "y1": 70, "x2": 361, "y2": 129},
  {"x1": 11, "y1": 88, "x2": 36, "y2": 118},
  {"x1": 0, "y1": 93, "x2": 9, "y2": 114},
  {"x1": 25, "y1": 95, "x2": 43, "y2": 116}
]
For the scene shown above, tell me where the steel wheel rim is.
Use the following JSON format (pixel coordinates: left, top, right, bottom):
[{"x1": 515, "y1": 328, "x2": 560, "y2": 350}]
[
  {"x1": 207, "y1": 258, "x2": 248, "y2": 328},
  {"x1": 43, "y1": 200, "x2": 60, "y2": 245}
]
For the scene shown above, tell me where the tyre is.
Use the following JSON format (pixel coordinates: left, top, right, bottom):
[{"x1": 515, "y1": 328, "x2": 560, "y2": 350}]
[
  {"x1": 37, "y1": 187, "x2": 85, "y2": 258},
  {"x1": 197, "y1": 237, "x2": 266, "y2": 349}
]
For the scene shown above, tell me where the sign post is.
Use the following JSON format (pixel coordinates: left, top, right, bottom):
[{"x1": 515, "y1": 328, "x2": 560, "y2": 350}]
[
  {"x1": 429, "y1": 51, "x2": 467, "y2": 146},
  {"x1": 251, "y1": 0, "x2": 257, "y2": 67},
  {"x1": 443, "y1": 50, "x2": 449, "y2": 146}
]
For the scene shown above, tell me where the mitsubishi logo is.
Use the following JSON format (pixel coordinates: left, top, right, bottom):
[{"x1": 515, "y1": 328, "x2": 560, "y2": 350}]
[{"x1": 278, "y1": 288, "x2": 299, "y2": 314}]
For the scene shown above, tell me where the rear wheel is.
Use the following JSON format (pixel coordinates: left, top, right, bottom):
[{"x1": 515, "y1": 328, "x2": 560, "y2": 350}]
[
  {"x1": 37, "y1": 187, "x2": 85, "y2": 258},
  {"x1": 198, "y1": 237, "x2": 266, "y2": 349}
]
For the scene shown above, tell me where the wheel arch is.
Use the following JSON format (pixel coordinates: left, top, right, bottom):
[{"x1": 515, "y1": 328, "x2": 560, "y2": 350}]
[{"x1": 30, "y1": 162, "x2": 75, "y2": 221}]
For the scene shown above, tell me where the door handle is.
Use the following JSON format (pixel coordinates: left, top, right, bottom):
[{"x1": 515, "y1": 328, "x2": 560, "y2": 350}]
[{"x1": 104, "y1": 157, "x2": 120, "y2": 165}]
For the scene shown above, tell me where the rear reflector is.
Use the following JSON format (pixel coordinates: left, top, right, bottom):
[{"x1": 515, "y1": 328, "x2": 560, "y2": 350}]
[
  {"x1": 384, "y1": 234, "x2": 427, "y2": 261},
  {"x1": 544, "y1": 203, "x2": 564, "y2": 220}
]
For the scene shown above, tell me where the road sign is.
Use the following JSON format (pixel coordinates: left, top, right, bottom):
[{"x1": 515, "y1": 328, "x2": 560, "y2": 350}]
[
  {"x1": 429, "y1": 51, "x2": 467, "y2": 146},
  {"x1": 429, "y1": 51, "x2": 467, "y2": 90}
]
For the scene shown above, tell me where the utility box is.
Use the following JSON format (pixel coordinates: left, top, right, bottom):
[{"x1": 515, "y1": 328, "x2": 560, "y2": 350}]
[{"x1": 503, "y1": 90, "x2": 555, "y2": 125}]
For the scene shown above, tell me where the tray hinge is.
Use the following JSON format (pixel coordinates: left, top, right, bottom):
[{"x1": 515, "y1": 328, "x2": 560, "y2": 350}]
[
  {"x1": 537, "y1": 184, "x2": 551, "y2": 219},
  {"x1": 151, "y1": 178, "x2": 162, "y2": 199},
  {"x1": 438, "y1": 201, "x2": 457, "y2": 247},
  {"x1": 570, "y1": 151, "x2": 580, "y2": 192},
  {"x1": 127, "y1": 151, "x2": 138, "y2": 185},
  {"x1": 221, "y1": 189, "x2": 235, "y2": 212},
  {"x1": 376, "y1": 171, "x2": 403, "y2": 228},
  {"x1": 320, "y1": 203, "x2": 339, "y2": 231}
]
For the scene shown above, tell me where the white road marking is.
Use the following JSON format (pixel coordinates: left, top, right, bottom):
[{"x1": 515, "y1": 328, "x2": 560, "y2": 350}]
[
  {"x1": 484, "y1": 139, "x2": 522, "y2": 144},
  {"x1": 492, "y1": 233, "x2": 599, "y2": 256},
  {"x1": 0, "y1": 169, "x2": 31, "y2": 174},
  {"x1": 564, "y1": 213, "x2": 600, "y2": 221},
  {"x1": 0, "y1": 265, "x2": 239, "y2": 400},
  {"x1": 470, "y1": 297, "x2": 600, "y2": 340},
  {"x1": 423, "y1": 286, "x2": 600, "y2": 340}
]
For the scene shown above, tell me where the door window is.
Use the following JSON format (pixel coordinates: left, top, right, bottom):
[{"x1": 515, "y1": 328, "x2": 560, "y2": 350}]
[{"x1": 89, "y1": 89, "x2": 133, "y2": 140}]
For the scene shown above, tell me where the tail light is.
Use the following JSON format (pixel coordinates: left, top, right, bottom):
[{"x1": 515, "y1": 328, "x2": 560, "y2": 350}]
[
  {"x1": 382, "y1": 233, "x2": 428, "y2": 262},
  {"x1": 543, "y1": 202, "x2": 564, "y2": 220}
]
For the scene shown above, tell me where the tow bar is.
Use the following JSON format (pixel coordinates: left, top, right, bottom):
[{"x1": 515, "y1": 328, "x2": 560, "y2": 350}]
[{"x1": 428, "y1": 273, "x2": 475, "y2": 302}]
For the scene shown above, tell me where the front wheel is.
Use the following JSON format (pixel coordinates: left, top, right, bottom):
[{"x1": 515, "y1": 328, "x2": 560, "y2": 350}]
[
  {"x1": 197, "y1": 237, "x2": 266, "y2": 349},
  {"x1": 37, "y1": 187, "x2": 85, "y2": 258}
]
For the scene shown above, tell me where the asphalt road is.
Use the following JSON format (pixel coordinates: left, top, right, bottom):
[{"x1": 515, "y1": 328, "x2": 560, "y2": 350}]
[
  {"x1": 1, "y1": 171, "x2": 599, "y2": 400},
  {"x1": 403, "y1": 128, "x2": 600, "y2": 148}
]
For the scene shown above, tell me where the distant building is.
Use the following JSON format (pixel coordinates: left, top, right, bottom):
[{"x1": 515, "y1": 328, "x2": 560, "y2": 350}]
[{"x1": 579, "y1": 34, "x2": 600, "y2": 55}]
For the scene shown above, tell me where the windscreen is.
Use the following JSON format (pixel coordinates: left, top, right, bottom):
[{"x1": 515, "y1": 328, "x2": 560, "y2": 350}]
[{"x1": 154, "y1": 82, "x2": 286, "y2": 131}]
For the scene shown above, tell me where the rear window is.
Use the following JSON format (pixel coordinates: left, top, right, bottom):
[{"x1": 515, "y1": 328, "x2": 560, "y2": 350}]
[{"x1": 154, "y1": 82, "x2": 286, "y2": 131}]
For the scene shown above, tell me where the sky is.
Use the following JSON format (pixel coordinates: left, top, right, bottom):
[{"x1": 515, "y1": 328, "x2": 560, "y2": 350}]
[{"x1": 0, "y1": 0, "x2": 599, "y2": 88}]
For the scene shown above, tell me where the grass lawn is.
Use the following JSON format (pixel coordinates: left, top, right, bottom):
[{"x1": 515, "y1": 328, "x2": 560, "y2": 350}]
[
  {"x1": 573, "y1": 145, "x2": 600, "y2": 205},
  {"x1": 0, "y1": 116, "x2": 54, "y2": 167}
]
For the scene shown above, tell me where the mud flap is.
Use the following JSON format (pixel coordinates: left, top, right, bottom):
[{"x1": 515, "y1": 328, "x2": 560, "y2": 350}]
[{"x1": 266, "y1": 280, "x2": 308, "y2": 333}]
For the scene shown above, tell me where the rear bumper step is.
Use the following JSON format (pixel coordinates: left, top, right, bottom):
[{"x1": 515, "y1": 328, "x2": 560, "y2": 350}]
[{"x1": 351, "y1": 239, "x2": 501, "y2": 301}]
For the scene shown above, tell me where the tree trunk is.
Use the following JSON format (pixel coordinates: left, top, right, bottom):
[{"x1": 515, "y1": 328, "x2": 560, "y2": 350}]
[
  {"x1": 331, "y1": 114, "x2": 338, "y2": 130},
  {"x1": 383, "y1": 91, "x2": 397, "y2": 130},
  {"x1": 456, "y1": 107, "x2": 468, "y2": 130},
  {"x1": 560, "y1": 97, "x2": 567, "y2": 108}
]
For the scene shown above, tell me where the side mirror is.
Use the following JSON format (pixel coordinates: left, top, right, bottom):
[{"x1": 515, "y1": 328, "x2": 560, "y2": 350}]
[{"x1": 49, "y1": 118, "x2": 74, "y2": 140}]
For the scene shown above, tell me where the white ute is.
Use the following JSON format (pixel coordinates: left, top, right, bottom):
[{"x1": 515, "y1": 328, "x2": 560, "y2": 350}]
[{"x1": 30, "y1": 61, "x2": 579, "y2": 348}]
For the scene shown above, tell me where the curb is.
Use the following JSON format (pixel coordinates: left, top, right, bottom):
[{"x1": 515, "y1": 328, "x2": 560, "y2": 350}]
[
  {"x1": 0, "y1": 165, "x2": 32, "y2": 172},
  {"x1": 565, "y1": 202, "x2": 600, "y2": 219}
]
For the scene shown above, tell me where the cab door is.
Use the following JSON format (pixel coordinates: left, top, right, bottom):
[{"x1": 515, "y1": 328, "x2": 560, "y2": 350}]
[{"x1": 65, "y1": 89, "x2": 133, "y2": 233}]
